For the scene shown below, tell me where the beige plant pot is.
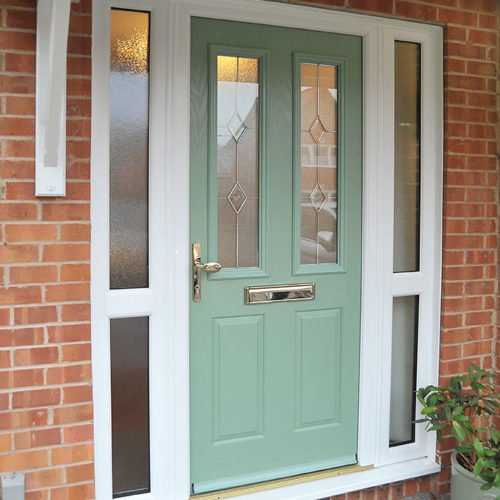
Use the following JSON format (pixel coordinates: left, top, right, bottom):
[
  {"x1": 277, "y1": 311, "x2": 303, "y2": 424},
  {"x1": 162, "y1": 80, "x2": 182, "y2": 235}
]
[{"x1": 450, "y1": 451, "x2": 500, "y2": 500}]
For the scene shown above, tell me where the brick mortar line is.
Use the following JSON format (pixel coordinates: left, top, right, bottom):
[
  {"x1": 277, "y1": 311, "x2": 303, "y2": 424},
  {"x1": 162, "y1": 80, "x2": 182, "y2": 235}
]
[
  {"x1": 4, "y1": 480, "x2": 95, "y2": 490},
  {"x1": 3, "y1": 422, "x2": 93, "y2": 432},
  {"x1": 443, "y1": 153, "x2": 497, "y2": 157},
  {"x1": 66, "y1": 76, "x2": 92, "y2": 80},
  {"x1": 5, "y1": 262, "x2": 90, "y2": 266},
  {"x1": 0, "y1": 349, "x2": 92, "y2": 355},
  {"x1": 0, "y1": 27, "x2": 35, "y2": 34},
  {"x1": 0, "y1": 134, "x2": 35, "y2": 139},
  {"x1": 0, "y1": 51, "x2": 36, "y2": 56},
  {"x1": 0, "y1": 366, "x2": 92, "y2": 374},
  {"x1": 446, "y1": 90, "x2": 498, "y2": 96},
  {"x1": 0, "y1": 349, "x2": 91, "y2": 356},
  {"x1": 0, "y1": 401, "x2": 93, "y2": 411},
  {"x1": 3, "y1": 7, "x2": 37, "y2": 12},
  {"x1": 2, "y1": 183, "x2": 90, "y2": 186},
  {"x1": 0, "y1": 199, "x2": 90, "y2": 203},
  {"x1": 0, "y1": 358, "x2": 90, "y2": 365},
  {"x1": 2, "y1": 387, "x2": 92, "y2": 397},
  {"x1": 0, "y1": 423, "x2": 93, "y2": 433},
  {"x1": 0, "y1": 302, "x2": 90, "y2": 310},
  {"x1": 2, "y1": 216, "x2": 90, "y2": 219},
  {"x1": 24, "y1": 481, "x2": 96, "y2": 492},
  {"x1": 428, "y1": 111, "x2": 493, "y2": 116},
  {"x1": 445, "y1": 33, "x2": 499, "y2": 39},
  {"x1": 5, "y1": 284, "x2": 91, "y2": 288},
  {"x1": 444, "y1": 61, "x2": 498, "y2": 66},
  {"x1": 0, "y1": 29, "x2": 91, "y2": 40},
  {"x1": 0, "y1": 99, "x2": 92, "y2": 105},
  {"x1": 1, "y1": 404, "x2": 94, "y2": 413},
  {"x1": 0, "y1": 447, "x2": 95, "y2": 457},
  {"x1": 444, "y1": 198, "x2": 497, "y2": 201},
  {"x1": 0, "y1": 51, "x2": 91, "y2": 59},
  {"x1": 442, "y1": 281, "x2": 497, "y2": 284},
  {"x1": 1, "y1": 5, "x2": 36, "y2": 10},
  {"x1": 2, "y1": 273, "x2": 90, "y2": 277},
  {"x1": 445, "y1": 107, "x2": 499, "y2": 112},
  {"x1": 25, "y1": 485, "x2": 96, "y2": 496}
]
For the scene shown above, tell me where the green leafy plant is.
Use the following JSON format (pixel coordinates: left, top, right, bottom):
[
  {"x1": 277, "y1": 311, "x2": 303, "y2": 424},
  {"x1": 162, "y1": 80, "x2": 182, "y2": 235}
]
[{"x1": 416, "y1": 364, "x2": 499, "y2": 494}]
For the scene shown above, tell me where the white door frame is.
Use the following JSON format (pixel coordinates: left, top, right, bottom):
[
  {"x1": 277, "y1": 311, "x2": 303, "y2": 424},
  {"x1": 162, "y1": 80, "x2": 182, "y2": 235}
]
[{"x1": 91, "y1": 1, "x2": 443, "y2": 499}]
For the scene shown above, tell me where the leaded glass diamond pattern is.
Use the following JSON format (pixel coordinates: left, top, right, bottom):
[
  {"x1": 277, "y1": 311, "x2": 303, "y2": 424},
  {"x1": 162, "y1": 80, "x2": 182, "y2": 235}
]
[
  {"x1": 217, "y1": 55, "x2": 259, "y2": 268},
  {"x1": 228, "y1": 183, "x2": 247, "y2": 214},
  {"x1": 228, "y1": 113, "x2": 246, "y2": 142},
  {"x1": 310, "y1": 183, "x2": 327, "y2": 212},
  {"x1": 309, "y1": 116, "x2": 326, "y2": 145},
  {"x1": 300, "y1": 62, "x2": 338, "y2": 265}
]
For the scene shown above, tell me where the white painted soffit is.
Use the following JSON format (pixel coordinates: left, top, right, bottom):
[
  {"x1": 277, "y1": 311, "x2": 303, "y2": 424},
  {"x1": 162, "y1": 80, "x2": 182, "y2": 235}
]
[{"x1": 35, "y1": 0, "x2": 79, "y2": 197}]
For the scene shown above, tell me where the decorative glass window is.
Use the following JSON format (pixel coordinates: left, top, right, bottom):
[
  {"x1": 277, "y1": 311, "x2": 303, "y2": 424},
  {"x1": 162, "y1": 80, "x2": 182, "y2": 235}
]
[
  {"x1": 300, "y1": 63, "x2": 338, "y2": 266},
  {"x1": 216, "y1": 55, "x2": 260, "y2": 269}
]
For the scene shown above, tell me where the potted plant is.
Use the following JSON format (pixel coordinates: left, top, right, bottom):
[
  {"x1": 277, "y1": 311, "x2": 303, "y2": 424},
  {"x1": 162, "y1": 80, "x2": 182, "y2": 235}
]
[{"x1": 416, "y1": 364, "x2": 500, "y2": 500}]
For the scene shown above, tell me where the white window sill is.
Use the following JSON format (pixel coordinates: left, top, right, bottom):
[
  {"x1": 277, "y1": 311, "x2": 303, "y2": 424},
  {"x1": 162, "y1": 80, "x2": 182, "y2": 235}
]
[{"x1": 235, "y1": 458, "x2": 440, "y2": 500}]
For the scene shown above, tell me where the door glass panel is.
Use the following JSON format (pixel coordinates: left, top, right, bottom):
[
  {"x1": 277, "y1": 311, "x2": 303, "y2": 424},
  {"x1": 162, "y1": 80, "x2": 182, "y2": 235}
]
[
  {"x1": 300, "y1": 63, "x2": 337, "y2": 265},
  {"x1": 217, "y1": 55, "x2": 259, "y2": 269},
  {"x1": 394, "y1": 41, "x2": 421, "y2": 273},
  {"x1": 109, "y1": 9, "x2": 150, "y2": 289}
]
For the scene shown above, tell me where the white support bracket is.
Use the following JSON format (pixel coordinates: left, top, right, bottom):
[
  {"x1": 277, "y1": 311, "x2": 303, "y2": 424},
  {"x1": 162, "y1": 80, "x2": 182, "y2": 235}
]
[{"x1": 35, "y1": 0, "x2": 73, "y2": 197}]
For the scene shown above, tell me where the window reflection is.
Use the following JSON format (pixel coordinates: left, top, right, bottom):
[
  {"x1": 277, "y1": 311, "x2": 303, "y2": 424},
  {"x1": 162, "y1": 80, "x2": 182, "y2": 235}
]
[
  {"x1": 394, "y1": 42, "x2": 421, "y2": 273},
  {"x1": 217, "y1": 56, "x2": 259, "y2": 268},
  {"x1": 300, "y1": 63, "x2": 338, "y2": 265}
]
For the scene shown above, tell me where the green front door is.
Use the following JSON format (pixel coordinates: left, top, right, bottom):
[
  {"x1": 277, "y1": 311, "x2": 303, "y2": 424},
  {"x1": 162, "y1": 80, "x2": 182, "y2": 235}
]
[{"x1": 190, "y1": 17, "x2": 362, "y2": 494}]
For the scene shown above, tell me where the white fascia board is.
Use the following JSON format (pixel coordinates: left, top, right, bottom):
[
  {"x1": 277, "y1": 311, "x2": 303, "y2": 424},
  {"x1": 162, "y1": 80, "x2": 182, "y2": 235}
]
[{"x1": 36, "y1": 0, "x2": 72, "y2": 197}]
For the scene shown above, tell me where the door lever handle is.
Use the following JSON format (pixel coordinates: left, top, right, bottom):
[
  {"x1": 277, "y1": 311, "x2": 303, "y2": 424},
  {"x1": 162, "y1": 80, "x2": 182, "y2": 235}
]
[
  {"x1": 193, "y1": 242, "x2": 221, "y2": 302},
  {"x1": 194, "y1": 260, "x2": 222, "y2": 273}
]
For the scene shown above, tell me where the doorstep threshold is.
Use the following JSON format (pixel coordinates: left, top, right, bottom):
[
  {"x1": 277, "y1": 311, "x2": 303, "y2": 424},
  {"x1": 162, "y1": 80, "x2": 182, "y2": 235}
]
[{"x1": 190, "y1": 463, "x2": 373, "y2": 500}]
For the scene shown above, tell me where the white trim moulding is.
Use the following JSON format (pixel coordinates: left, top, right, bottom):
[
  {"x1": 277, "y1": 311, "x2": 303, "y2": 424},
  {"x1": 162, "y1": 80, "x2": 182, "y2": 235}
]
[{"x1": 36, "y1": 0, "x2": 74, "y2": 197}]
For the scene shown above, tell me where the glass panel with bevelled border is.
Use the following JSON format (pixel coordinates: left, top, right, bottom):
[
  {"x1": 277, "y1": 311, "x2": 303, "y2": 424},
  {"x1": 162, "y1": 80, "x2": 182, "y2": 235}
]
[
  {"x1": 300, "y1": 62, "x2": 338, "y2": 265},
  {"x1": 217, "y1": 55, "x2": 259, "y2": 269}
]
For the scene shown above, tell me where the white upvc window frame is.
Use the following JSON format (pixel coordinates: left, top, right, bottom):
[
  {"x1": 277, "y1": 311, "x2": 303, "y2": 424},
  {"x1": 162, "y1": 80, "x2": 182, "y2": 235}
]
[{"x1": 91, "y1": 1, "x2": 443, "y2": 499}]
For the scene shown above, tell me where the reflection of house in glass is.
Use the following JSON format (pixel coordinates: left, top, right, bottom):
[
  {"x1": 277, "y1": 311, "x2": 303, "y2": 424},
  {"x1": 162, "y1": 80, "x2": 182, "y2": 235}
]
[
  {"x1": 216, "y1": 58, "x2": 339, "y2": 268},
  {"x1": 300, "y1": 63, "x2": 338, "y2": 265},
  {"x1": 217, "y1": 56, "x2": 260, "y2": 269}
]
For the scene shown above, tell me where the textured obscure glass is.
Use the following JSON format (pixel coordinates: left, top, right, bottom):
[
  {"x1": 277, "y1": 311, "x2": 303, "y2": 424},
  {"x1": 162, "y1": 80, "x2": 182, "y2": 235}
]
[
  {"x1": 300, "y1": 63, "x2": 337, "y2": 265},
  {"x1": 389, "y1": 296, "x2": 419, "y2": 447},
  {"x1": 111, "y1": 317, "x2": 150, "y2": 496},
  {"x1": 217, "y1": 56, "x2": 259, "y2": 268},
  {"x1": 110, "y1": 10, "x2": 150, "y2": 289},
  {"x1": 394, "y1": 42, "x2": 421, "y2": 273}
]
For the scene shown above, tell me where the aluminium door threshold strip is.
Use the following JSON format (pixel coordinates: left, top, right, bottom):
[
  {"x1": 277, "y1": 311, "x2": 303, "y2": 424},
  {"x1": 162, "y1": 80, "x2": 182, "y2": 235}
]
[{"x1": 190, "y1": 463, "x2": 373, "y2": 500}]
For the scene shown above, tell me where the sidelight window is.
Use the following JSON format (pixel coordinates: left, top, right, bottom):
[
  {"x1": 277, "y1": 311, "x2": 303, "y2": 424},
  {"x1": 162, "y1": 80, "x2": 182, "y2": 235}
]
[{"x1": 109, "y1": 9, "x2": 151, "y2": 497}]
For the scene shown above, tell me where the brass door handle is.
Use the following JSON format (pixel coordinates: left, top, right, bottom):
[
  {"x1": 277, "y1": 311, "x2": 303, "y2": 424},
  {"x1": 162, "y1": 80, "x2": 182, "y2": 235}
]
[
  {"x1": 194, "y1": 260, "x2": 222, "y2": 273},
  {"x1": 193, "y1": 242, "x2": 221, "y2": 302}
]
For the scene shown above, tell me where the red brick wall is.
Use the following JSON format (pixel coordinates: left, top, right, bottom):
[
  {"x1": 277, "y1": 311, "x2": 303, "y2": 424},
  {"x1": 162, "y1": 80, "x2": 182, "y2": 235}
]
[
  {"x1": 0, "y1": 1, "x2": 93, "y2": 499},
  {"x1": 0, "y1": 1, "x2": 498, "y2": 500}
]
